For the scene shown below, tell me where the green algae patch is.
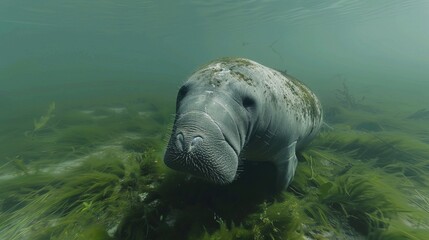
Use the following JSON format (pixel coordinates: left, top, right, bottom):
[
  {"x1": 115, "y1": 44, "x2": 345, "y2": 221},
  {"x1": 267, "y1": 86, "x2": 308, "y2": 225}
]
[
  {"x1": 0, "y1": 149, "x2": 163, "y2": 240},
  {"x1": 286, "y1": 73, "x2": 322, "y2": 123}
]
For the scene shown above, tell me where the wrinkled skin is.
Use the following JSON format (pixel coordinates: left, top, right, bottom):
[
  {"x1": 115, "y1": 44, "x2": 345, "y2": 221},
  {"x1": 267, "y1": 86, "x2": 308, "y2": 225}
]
[
  {"x1": 164, "y1": 83, "x2": 250, "y2": 184},
  {"x1": 164, "y1": 58, "x2": 323, "y2": 189}
]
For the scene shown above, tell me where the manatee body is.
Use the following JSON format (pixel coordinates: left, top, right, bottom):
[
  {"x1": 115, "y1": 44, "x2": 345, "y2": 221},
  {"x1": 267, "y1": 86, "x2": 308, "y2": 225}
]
[{"x1": 164, "y1": 58, "x2": 323, "y2": 189}]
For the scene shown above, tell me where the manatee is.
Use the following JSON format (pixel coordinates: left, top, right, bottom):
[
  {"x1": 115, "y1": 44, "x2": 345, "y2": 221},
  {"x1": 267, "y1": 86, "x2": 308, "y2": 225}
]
[{"x1": 164, "y1": 57, "x2": 323, "y2": 190}]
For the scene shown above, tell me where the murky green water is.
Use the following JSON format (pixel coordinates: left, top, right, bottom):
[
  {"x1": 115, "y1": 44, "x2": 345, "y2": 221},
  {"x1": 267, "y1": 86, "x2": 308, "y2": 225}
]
[{"x1": 1, "y1": 1, "x2": 429, "y2": 239}]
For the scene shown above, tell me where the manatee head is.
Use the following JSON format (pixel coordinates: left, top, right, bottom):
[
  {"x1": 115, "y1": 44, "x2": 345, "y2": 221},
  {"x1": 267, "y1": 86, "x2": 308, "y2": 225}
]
[{"x1": 164, "y1": 68, "x2": 258, "y2": 184}]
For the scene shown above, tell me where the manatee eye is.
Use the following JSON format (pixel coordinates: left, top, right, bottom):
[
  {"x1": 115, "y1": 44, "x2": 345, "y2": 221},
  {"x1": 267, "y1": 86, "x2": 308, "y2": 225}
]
[
  {"x1": 242, "y1": 96, "x2": 256, "y2": 110},
  {"x1": 177, "y1": 85, "x2": 189, "y2": 103}
]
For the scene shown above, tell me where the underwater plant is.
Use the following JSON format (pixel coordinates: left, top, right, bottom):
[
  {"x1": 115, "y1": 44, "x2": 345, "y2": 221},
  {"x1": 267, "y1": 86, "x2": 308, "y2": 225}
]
[
  {"x1": 0, "y1": 148, "x2": 163, "y2": 240},
  {"x1": 33, "y1": 101, "x2": 56, "y2": 132},
  {"x1": 334, "y1": 77, "x2": 368, "y2": 110}
]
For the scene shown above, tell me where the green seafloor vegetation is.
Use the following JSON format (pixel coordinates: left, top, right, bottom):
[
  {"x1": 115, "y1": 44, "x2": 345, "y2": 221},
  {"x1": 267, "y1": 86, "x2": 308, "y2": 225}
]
[{"x1": 1, "y1": 83, "x2": 429, "y2": 240}]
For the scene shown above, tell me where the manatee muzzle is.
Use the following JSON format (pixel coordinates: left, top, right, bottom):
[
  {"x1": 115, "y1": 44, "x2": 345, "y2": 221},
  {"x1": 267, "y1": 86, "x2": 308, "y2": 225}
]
[{"x1": 164, "y1": 111, "x2": 238, "y2": 184}]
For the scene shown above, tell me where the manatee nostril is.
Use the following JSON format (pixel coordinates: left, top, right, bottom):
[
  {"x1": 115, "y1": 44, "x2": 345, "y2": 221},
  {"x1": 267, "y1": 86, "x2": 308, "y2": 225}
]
[
  {"x1": 190, "y1": 136, "x2": 203, "y2": 147},
  {"x1": 176, "y1": 133, "x2": 184, "y2": 151}
]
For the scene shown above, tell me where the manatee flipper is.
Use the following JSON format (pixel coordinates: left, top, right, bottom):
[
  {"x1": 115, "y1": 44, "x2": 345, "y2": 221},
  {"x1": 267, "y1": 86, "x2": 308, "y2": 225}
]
[{"x1": 274, "y1": 141, "x2": 298, "y2": 190}]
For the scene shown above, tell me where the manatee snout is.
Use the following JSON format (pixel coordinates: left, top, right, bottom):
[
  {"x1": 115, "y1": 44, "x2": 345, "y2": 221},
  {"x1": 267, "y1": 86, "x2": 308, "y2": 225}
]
[{"x1": 164, "y1": 111, "x2": 238, "y2": 184}]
